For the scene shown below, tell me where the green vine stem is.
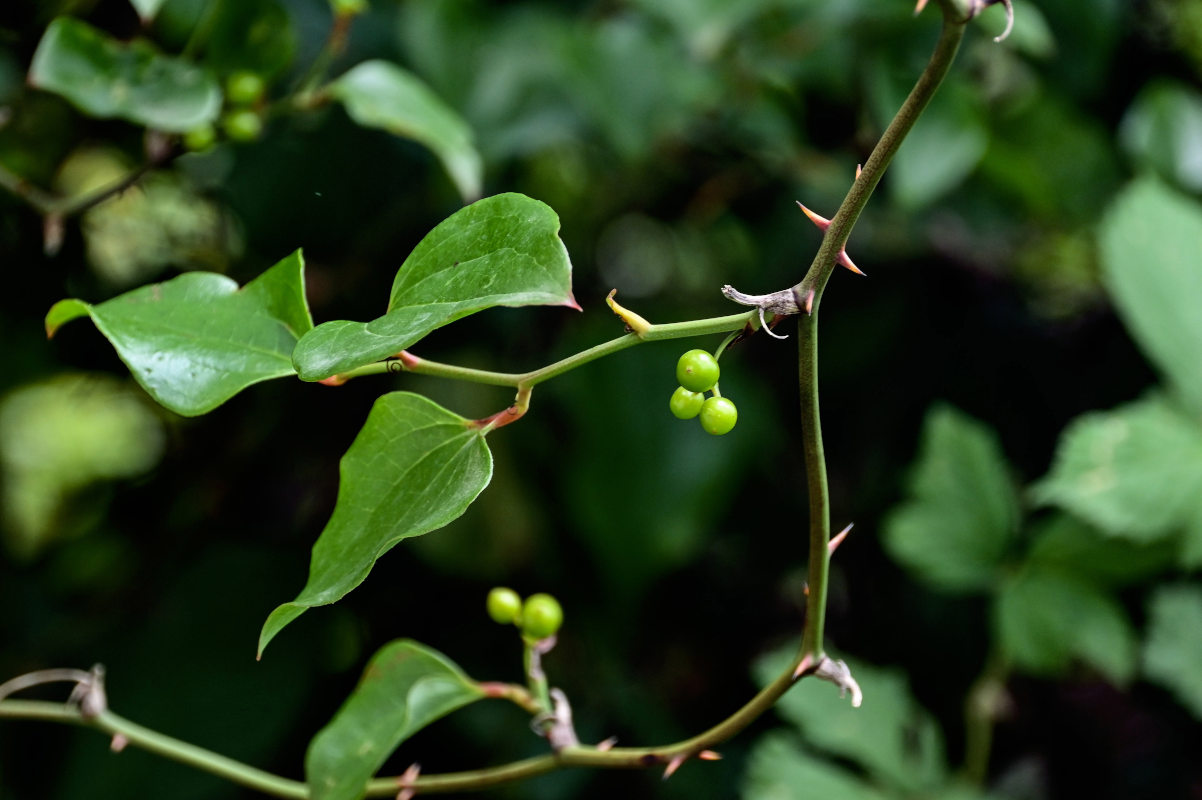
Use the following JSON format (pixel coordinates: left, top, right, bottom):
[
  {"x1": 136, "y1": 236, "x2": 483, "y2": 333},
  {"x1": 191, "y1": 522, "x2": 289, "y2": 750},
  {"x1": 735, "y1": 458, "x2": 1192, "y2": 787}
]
[{"x1": 1, "y1": 2, "x2": 976, "y2": 796}]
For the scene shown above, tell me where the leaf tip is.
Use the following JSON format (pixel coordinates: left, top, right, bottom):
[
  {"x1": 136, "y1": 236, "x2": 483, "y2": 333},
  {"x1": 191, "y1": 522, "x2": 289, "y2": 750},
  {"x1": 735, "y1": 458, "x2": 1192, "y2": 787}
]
[{"x1": 45, "y1": 298, "x2": 91, "y2": 339}]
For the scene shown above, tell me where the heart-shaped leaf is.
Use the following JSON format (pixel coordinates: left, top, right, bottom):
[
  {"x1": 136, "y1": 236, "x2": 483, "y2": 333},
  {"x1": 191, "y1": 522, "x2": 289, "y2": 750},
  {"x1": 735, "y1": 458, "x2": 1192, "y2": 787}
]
[
  {"x1": 292, "y1": 193, "x2": 578, "y2": 382},
  {"x1": 45, "y1": 250, "x2": 312, "y2": 417},
  {"x1": 29, "y1": 17, "x2": 221, "y2": 132},
  {"x1": 258, "y1": 392, "x2": 492, "y2": 656},
  {"x1": 307, "y1": 639, "x2": 483, "y2": 800},
  {"x1": 329, "y1": 60, "x2": 481, "y2": 201}
]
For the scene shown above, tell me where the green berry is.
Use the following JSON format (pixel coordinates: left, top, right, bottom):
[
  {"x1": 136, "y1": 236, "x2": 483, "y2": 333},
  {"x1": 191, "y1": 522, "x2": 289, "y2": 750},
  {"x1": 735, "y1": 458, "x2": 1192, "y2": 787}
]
[
  {"x1": 676, "y1": 349, "x2": 720, "y2": 393},
  {"x1": 669, "y1": 386, "x2": 704, "y2": 419},
  {"x1": 699, "y1": 396, "x2": 737, "y2": 435},
  {"x1": 521, "y1": 593, "x2": 563, "y2": 639},
  {"x1": 487, "y1": 587, "x2": 523, "y2": 625},
  {"x1": 183, "y1": 124, "x2": 217, "y2": 152},
  {"x1": 225, "y1": 70, "x2": 266, "y2": 106},
  {"x1": 222, "y1": 109, "x2": 263, "y2": 142}
]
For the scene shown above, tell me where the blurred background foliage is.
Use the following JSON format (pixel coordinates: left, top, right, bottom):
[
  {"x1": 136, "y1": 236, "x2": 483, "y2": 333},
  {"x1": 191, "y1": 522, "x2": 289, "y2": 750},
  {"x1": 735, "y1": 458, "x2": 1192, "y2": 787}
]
[{"x1": 2, "y1": 0, "x2": 1202, "y2": 798}]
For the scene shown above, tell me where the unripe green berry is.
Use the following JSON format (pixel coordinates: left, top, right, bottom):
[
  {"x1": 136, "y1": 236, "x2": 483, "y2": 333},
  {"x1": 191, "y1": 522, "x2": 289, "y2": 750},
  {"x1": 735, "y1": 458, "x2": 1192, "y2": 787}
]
[
  {"x1": 521, "y1": 593, "x2": 563, "y2": 639},
  {"x1": 225, "y1": 70, "x2": 266, "y2": 106},
  {"x1": 222, "y1": 109, "x2": 263, "y2": 142},
  {"x1": 183, "y1": 124, "x2": 217, "y2": 152},
  {"x1": 669, "y1": 386, "x2": 705, "y2": 419},
  {"x1": 676, "y1": 349, "x2": 720, "y2": 393},
  {"x1": 699, "y1": 396, "x2": 738, "y2": 435},
  {"x1": 486, "y1": 587, "x2": 523, "y2": 625}
]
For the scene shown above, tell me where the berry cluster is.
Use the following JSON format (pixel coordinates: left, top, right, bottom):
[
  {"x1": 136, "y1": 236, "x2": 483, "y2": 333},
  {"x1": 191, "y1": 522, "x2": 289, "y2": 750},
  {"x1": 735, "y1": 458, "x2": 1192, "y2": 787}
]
[
  {"x1": 486, "y1": 587, "x2": 563, "y2": 640},
  {"x1": 670, "y1": 349, "x2": 737, "y2": 435},
  {"x1": 183, "y1": 70, "x2": 268, "y2": 152}
]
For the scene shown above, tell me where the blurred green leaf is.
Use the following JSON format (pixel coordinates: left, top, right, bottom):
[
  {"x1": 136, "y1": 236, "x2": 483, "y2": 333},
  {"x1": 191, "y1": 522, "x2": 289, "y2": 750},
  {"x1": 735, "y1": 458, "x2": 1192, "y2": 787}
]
[
  {"x1": 742, "y1": 733, "x2": 888, "y2": 800},
  {"x1": 1026, "y1": 514, "x2": 1176, "y2": 588},
  {"x1": 1119, "y1": 80, "x2": 1202, "y2": 193},
  {"x1": 1143, "y1": 584, "x2": 1202, "y2": 720},
  {"x1": 259, "y1": 393, "x2": 492, "y2": 656},
  {"x1": 1100, "y1": 177, "x2": 1202, "y2": 412},
  {"x1": 292, "y1": 193, "x2": 577, "y2": 381},
  {"x1": 994, "y1": 568, "x2": 1137, "y2": 684},
  {"x1": 1031, "y1": 395, "x2": 1202, "y2": 554},
  {"x1": 306, "y1": 639, "x2": 482, "y2": 800},
  {"x1": 754, "y1": 651, "x2": 947, "y2": 794},
  {"x1": 204, "y1": 0, "x2": 296, "y2": 79},
  {"x1": 45, "y1": 251, "x2": 312, "y2": 417},
  {"x1": 128, "y1": 0, "x2": 168, "y2": 22},
  {"x1": 329, "y1": 60, "x2": 482, "y2": 201},
  {"x1": 29, "y1": 18, "x2": 221, "y2": 132},
  {"x1": 883, "y1": 404, "x2": 1019, "y2": 592}
]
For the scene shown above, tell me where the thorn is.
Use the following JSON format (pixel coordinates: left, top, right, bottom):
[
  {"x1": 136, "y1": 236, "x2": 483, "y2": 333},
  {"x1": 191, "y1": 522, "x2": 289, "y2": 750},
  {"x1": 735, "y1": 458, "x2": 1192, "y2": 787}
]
[
  {"x1": 110, "y1": 734, "x2": 128, "y2": 753},
  {"x1": 828, "y1": 523, "x2": 854, "y2": 555},
  {"x1": 698, "y1": 750, "x2": 722, "y2": 761},
  {"x1": 914, "y1": 0, "x2": 929, "y2": 13},
  {"x1": 802, "y1": 582, "x2": 810, "y2": 597},
  {"x1": 662, "y1": 755, "x2": 687, "y2": 780},
  {"x1": 596, "y1": 736, "x2": 618, "y2": 752},
  {"x1": 796, "y1": 201, "x2": 831, "y2": 231},
  {"x1": 837, "y1": 249, "x2": 865, "y2": 276},
  {"x1": 855, "y1": 163, "x2": 863, "y2": 180},
  {"x1": 396, "y1": 763, "x2": 421, "y2": 800},
  {"x1": 793, "y1": 653, "x2": 814, "y2": 679},
  {"x1": 802, "y1": 289, "x2": 815, "y2": 315}
]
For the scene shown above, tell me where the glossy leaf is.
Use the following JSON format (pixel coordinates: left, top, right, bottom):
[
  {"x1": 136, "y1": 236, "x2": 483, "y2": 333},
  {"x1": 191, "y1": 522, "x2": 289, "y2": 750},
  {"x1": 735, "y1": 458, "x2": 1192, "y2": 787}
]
[
  {"x1": 29, "y1": 18, "x2": 221, "y2": 132},
  {"x1": 307, "y1": 640, "x2": 483, "y2": 800},
  {"x1": 259, "y1": 393, "x2": 492, "y2": 656},
  {"x1": 754, "y1": 650, "x2": 946, "y2": 794},
  {"x1": 883, "y1": 404, "x2": 1019, "y2": 592},
  {"x1": 292, "y1": 193, "x2": 577, "y2": 381},
  {"x1": 329, "y1": 60, "x2": 482, "y2": 201},
  {"x1": 994, "y1": 568, "x2": 1137, "y2": 684},
  {"x1": 1031, "y1": 395, "x2": 1202, "y2": 551},
  {"x1": 1143, "y1": 585, "x2": 1202, "y2": 720},
  {"x1": 1100, "y1": 177, "x2": 1202, "y2": 412},
  {"x1": 45, "y1": 251, "x2": 312, "y2": 417}
]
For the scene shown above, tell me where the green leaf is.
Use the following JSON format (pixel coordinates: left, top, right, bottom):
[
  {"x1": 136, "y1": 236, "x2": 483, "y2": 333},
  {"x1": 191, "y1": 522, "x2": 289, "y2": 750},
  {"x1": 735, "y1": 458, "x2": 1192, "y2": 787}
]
[
  {"x1": 1026, "y1": 514, "x2": 1176, "y2": 588},
  {"x1": 1119, "y1": 80, "x2": 1202, "y2": 194},
  {"x1": 1031, "y1": 395, "x2": 1202, "y2": 547},
  {"x1": 742, "y1": 733, "x2": 888, "y2": 800},
  {"x1": 292, "y1": 193, "x2": 577, "y2": 381},
  {"x1": 329, "y1": 60, "x2": 482, "y2": 201},
  {"x1": 1100, "y1": 177, "x2": 1202, "y2": 412},
  {"x1": 128, "y1": 0, "x2": 167, "y2": 22},
  {"x1": 883, "y1": 404, "x2": 1019, "y2": 592},
  {"x1": 259, "y1": 393, "x2": 492, "y2": 656},
  {"x1": 753, "y1": 650, "x2": 946, "y2": 794},
  {"x1": 1143, "y1": 584, "x2": 1202, "y2": 720},
  {"x1": 29, "y1": 18, "x2": 221, "y2": 132},
  {"x1": 994, "y1": 568, "x2": 1137, "y2": 684},
  {"x1": 306, "y1": 639, "x2": 483, "y2": 800},
  {"x1": 44, "y1": 251, "x2": 312, "y2": 417}
]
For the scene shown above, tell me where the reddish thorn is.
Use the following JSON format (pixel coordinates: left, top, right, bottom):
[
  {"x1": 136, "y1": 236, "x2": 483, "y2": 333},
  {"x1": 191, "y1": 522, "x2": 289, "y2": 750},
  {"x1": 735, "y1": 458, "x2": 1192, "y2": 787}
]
[
  {"x1": 318, "y1": 375, "x2": 347, "y2": 386},
  {"x1": 802, "y1": 289, "x2": 815, "y2": 315},
  {"x1": 397, "y1": 763, "x2": 421, "y2": 799},
  {"x1": 662, "y1": 755, "x2": 687, "y2": 780},
  {"x1": 855, "y1": 163, "x2": 863, "y2": 180},
  {"x1": 698, "y1": 750, "x2": 722, "y2": 761},
  {"x1": 837, "y1": 249, "x2": 866, "y2": 276},
  {"x1": 914, "y1": 0, "x2": 929, "y2": 13},
  {"x1": 802, "y1": 582, "x2": 810, "y2": 597},
  {"x1": 793, "y1": 653, "x2": 814, "y2": 679},
  {"x1": 796, "y1": 201, "x2": 831, "y2": 231},
  {"x1": 597, "y1": 736, "x2": 618, "y2": 752},
  {"x1": 828, "y1": 523, "x2": 854, "y2": 555},
  {"x1": 110, "y1": 734, "x2": 129, "y2": 753}
]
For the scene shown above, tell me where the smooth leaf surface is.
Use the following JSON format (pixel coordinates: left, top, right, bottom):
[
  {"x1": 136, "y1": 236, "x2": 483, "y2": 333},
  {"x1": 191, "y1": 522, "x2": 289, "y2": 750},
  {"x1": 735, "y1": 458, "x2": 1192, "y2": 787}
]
[
  {"x1": 994, "y1": 568, "x2": 1137, "y2": 684},
  {"x1": 259, "y1": 393, "x2": 492, "y2": 655},
  {"x1": 754, "y1": 650, "x2": 946, "y2": 794},
  {"x1": 1026, "y1": 514, "x2": 1175, "y2": 588},
  {"x1": 45, "y1": 251, "x2": 312, "y2": 417},
  {"x1": 883, "y1": 404, "x2": 1019, "y2": 592},
  {"x1": 307, "y1": 640, "x2": 483, "y2": 800},
  {"x1": 292, "y1": 193, "x2": 577, "y2": 381},
  {"x1": 329, "y1": 60, "x2": 482, "y2": 201},
  {"x1": 1143, "y1": 585, "x2": 1202, "y2": 720},
  {"x1": 29, "y1": 18, "x2": 221, "y2": 132},
  {"x1": 1100, "y1": 177, "x2": 1202, "y2": 411},
  {"x1": 742, "y1": 734, "x2": 888, "y2": 800},
  {"x1": 1031, "y1": 395, "x2": 1202, "y2": 547}
]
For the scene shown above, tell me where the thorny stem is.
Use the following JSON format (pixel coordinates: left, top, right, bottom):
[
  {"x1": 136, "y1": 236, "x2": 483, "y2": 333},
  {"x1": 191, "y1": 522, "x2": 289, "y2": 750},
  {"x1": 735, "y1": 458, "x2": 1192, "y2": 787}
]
[
  {"x1": 0, "y1": 3, "x2": 975, "y2": 796},
  {"x1": 0, "y1": 151, "x2": 171, "y2": 221}
]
